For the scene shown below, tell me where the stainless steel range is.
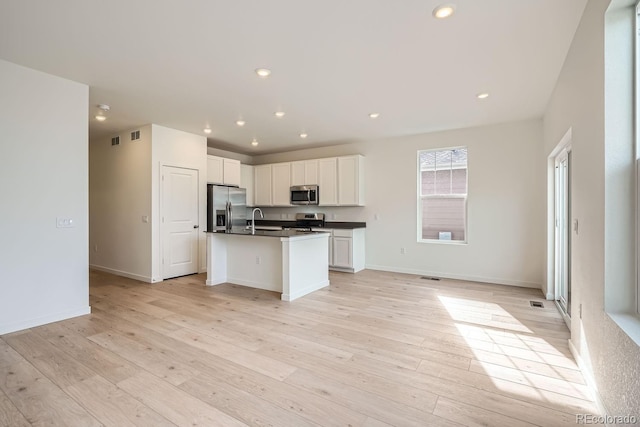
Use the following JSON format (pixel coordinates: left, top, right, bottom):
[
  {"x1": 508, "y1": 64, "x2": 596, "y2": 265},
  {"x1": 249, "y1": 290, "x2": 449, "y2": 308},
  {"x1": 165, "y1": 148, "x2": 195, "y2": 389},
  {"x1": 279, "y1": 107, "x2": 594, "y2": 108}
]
[{"x1": 283, "y1": 213, "x2": 325, "y2": 231}]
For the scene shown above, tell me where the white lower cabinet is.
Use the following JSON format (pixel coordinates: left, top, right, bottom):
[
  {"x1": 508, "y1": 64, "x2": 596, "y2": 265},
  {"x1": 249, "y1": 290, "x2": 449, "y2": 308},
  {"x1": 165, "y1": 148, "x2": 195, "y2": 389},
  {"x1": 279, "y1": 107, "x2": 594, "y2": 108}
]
[
  {"x1": 332, "y1": 235, "x2": 352, "y2": 268},
  {"x1": 313, "y1": 228, "x2": 365, "y2": 273}
]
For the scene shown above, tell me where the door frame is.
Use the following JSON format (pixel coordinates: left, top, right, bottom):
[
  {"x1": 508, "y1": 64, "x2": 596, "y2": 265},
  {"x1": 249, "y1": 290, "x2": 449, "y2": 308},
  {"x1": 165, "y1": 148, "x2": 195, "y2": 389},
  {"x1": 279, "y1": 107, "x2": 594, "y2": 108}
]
[
  {"x1": 159, "y1": 164, "x2": 201, "y2": 280},
  {"x1": 547, "y1": 128, "x2": 572, "y2": 328}
]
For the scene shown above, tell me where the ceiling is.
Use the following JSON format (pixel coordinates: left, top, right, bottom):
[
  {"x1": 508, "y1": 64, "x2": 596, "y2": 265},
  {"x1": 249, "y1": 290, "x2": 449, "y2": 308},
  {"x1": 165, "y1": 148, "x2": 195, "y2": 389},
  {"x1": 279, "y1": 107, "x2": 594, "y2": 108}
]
[{"x1": 0, "y1": 0, "x2": 587, "y2": 155}]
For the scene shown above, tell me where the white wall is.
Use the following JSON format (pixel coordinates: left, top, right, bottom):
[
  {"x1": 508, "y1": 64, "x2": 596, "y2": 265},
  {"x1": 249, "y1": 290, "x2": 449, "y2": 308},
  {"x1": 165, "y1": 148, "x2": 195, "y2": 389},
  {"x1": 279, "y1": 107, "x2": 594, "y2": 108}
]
[
  {"x1": 89, "y1": 124, "x2": 206, "y2": 283},
  {"x1": 151, "y1": 125, "x2": 207, "y2": 281},
  {"x1": 0, "y1": 60, "x2": 90, "y2": 334},
  {"x1": 543, "y1": 0, "x2": 640, "y2": 417},
  {"x1": 89, "y1": 125, "x2": 153, "y2": 281},
  {"x1": 207, "y1": 146, "x2": 253, "y2": 164},
  {"x1": 254, "y1": 119, "x2": 545, "y2": 288}
]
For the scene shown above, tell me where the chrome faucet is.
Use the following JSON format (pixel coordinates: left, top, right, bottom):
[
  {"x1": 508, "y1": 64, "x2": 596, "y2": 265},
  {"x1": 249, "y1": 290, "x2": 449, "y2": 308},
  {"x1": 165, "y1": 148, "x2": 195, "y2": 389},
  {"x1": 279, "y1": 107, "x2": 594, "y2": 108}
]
[{"x1": 251, "y1": 208, "x2": 263, "y2": 234}]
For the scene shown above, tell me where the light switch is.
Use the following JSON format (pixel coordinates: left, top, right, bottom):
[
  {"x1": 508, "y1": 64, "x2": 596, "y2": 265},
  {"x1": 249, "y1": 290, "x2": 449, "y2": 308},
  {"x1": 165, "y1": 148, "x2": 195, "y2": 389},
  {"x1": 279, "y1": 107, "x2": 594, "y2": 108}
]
[
  {"x1": 573, "y1": 219, "x2": 579, "y2": 234},
  {"x1": 56, "y1": 217, "x2": 75, "y2": 228}
]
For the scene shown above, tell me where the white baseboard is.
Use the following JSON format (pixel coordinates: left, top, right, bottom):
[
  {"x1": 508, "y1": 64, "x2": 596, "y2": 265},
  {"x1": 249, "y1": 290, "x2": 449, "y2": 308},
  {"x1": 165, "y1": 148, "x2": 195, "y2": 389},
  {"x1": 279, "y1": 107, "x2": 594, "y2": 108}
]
[
  {"x1": 282, "y1": 279, "x2": 330, "y2": 302},
  {"x1": 90, "y1": 264, "x2": 153, "y2": 283},
  {"x1": 546, "y1": 292, "x2": 555, "y2": 300},
  {"x1": 568, "y1": 339, "x2": 609, "y2": 419},
  {"x1": 206, "y1": 277, "x2": 225, "y2": 286},
  {"x1": 365, "y1": 264, "x2": 541, "y2": 289},
  {"x1": 0, "y1": 306, "x2": 91, "y2": 335},
  {"x1": 226, "y1": 277, "x2": 281, "y2": 293}
]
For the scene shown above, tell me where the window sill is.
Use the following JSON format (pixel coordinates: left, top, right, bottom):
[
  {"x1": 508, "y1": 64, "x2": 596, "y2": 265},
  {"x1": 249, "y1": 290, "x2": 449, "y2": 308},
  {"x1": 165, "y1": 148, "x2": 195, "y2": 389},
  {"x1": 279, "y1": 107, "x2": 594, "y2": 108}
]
[
  {"x1": 418, "y1": 239, "x2": 468, "y2": 245},
  {"x1": 607, "y1": 312, "x2": 640, "y2": 348}
]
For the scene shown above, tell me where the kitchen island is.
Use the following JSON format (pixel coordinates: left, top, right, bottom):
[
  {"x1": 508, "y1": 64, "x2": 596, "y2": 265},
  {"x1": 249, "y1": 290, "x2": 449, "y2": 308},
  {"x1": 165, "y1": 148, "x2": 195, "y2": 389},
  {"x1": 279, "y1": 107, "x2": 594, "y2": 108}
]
[{"x1": 205, "y1": 229, "x2": 330, "y2": 301}]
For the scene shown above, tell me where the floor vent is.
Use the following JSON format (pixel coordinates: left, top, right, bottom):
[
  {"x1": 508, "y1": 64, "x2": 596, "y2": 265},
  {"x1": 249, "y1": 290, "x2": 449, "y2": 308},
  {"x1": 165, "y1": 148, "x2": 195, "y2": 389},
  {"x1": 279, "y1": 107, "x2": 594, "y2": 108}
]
[
  {"x1": 421, "y1": 276, "x2": 441, "y2": 281},
  {"x1": 530, "y1": 301, "x2": 544, "y2": 308}
]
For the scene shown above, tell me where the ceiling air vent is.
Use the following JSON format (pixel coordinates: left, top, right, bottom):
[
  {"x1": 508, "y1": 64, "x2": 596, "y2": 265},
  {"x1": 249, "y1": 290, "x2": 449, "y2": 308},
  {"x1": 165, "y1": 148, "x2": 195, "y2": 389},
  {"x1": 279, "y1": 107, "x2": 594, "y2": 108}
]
[
  {"x1": 111, "y1": 136, "x2": 120, "y2": 146},
  {"x1": 131, "y1": 130, "x2": 140, "y2": 141}
]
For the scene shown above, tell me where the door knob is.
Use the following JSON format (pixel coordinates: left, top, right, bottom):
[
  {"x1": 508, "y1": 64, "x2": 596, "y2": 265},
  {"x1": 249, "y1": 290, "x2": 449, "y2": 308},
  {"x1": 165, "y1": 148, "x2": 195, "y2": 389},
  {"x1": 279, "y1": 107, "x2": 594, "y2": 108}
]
[{"x1": 193, "y1": 225, "x2": 199, "y2": 229}]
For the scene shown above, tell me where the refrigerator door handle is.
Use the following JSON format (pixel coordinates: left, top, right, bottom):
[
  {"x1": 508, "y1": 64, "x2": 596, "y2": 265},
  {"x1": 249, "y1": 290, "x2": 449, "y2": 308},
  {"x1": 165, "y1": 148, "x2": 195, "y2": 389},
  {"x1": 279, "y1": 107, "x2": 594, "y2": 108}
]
[
  {"x1": 227, "y1": 201, "x2": 232, "y2": 232},
  {"x1": 225, "y1": 202, "x2": 229, "y2": 231}
]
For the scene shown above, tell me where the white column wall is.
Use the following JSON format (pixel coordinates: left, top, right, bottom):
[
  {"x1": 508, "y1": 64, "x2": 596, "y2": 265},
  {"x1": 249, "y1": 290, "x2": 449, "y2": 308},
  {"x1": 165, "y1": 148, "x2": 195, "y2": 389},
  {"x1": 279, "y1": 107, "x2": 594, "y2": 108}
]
[
  {"x1": 151, "y1": 125, "x2": 207, "y2": 281},
  {"x1": 0, "y1": 60, "x2": 90, "y2": 334}
]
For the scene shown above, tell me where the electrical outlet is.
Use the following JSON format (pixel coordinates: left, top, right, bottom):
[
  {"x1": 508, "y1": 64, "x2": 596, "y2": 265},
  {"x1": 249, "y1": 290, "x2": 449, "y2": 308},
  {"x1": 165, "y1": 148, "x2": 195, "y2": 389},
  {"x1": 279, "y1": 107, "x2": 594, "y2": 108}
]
[
  {"x1": 400, "y1": 247, "x2": 405, "y2": 255},
  {"x1": 256, "y1": 256, "x2": 261, "y2": 265},
  {"x1": 142, "y1": 215, "x2": 149, "y2": 223}
]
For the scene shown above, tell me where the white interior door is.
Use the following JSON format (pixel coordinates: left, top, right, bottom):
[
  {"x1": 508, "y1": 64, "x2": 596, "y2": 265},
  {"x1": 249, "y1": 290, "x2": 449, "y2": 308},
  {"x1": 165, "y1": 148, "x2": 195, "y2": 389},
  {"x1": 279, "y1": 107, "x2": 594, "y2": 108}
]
[{"x1": 162, "y1": 166, "x2": 199, "y2": 279}]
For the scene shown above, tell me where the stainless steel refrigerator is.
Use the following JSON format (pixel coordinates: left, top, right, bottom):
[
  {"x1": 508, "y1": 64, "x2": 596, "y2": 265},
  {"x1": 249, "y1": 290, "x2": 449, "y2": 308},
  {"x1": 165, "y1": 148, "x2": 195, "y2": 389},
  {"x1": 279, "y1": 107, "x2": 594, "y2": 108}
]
[{"x1": 206, "y1": 184, "x2": 247, "y2": 232}]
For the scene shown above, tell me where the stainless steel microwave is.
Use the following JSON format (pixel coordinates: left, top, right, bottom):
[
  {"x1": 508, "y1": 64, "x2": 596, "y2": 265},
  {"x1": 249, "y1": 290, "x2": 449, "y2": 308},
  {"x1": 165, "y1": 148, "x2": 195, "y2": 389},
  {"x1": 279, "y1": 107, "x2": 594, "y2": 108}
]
[{"x1": 290, "y1": 185, "x2": 319, "y2": 205}]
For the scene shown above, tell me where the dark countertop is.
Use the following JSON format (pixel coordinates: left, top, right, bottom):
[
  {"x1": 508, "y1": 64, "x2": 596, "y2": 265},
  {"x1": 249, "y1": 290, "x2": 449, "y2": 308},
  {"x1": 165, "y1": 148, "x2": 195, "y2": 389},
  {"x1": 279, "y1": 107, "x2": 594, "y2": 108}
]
[
  {"x1": 206, "y1": 229, "x2": 330, "y2": 238},
  {"x1": 253, "y1": 220, "x2": 366, "y2": 229},
  {"x1": 325, "y1": 221, "x2": 367, "y2": 229}
]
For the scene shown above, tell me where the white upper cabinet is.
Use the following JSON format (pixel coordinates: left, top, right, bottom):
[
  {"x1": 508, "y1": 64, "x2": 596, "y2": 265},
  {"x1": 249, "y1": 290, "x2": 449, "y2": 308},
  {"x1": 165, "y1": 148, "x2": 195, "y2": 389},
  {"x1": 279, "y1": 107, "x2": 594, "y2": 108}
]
[
  {"x1": 207, "y1": 155, "x2": 240, "y2": 186},
  {"x1": 248, "y1": 155, "x2": 364, "y2": 207},
  {"x1": 271, "y1": 162, "x2": 292, "y2": 206},
  {"x1": 207, "y1": 155, "x2": 224, "y2": 184},
  {"x1": 318, "y1": 158, "x2": 338, "y2": 206},
  {"x1": 223, "y1": 158, "x2": 241, "y2": 187},
  {"x1": 240, "y1": 164, "x2": 254, "y2": 206},
  {"x1": 254, "y1": 164, "x2": 272, "y2": 206},
  {"x1": 291, "y1": 160, "x2": 319, "y2": 186},
  {"x1": 337, "y1": 155, "x2": 365, "y2": 206}
]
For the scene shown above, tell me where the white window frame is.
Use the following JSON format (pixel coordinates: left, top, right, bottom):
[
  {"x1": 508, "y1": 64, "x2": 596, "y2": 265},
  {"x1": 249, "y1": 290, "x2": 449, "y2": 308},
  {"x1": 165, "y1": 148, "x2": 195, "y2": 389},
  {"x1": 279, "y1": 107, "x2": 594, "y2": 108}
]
[
  {"x1": 635, "y1": 0, "x2": 640, "y2": 314},
  {"x1": 417, "y1": 147, "x2": 468, "y2": 244}
]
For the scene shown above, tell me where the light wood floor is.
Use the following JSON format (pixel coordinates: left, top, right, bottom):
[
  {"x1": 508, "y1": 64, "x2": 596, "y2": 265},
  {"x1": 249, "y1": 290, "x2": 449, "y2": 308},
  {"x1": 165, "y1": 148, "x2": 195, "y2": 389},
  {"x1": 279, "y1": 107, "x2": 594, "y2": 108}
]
[{"x1": 0, "y1": 269, "x2": 598, "y2": 426}]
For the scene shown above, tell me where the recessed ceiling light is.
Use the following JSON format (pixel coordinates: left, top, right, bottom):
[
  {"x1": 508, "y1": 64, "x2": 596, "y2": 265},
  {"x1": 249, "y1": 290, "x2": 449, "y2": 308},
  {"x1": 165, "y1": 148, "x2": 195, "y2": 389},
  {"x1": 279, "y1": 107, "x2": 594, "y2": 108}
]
[
  {"x1": 477, "y1": 92, "x2": 489, "y2": 99},
  {"x1": 251, "y1": 138, "x2": 259, "y2": 146},
  {"x1": 433, "y1": 4, "x2": 455, "y2": 19},
  {"x1": 369, "y1": 112, "x2": 380, "y2": 119},
  {"x1": 300, "y1": 133, "x2": 308, "y2": 139},
  {"x1": 275, "y1": 111, "x2": 285, "y2": 118},
  {"x1": 255, "y1": 68, "x2": 271, "y2": 78},
  {"x1": 95, "y1": 104, "x2": 110, "y2": 121},
  {"x1": 203, "y1": 128, "x2": 212, "y2": 134},
  {"x1": 236, "y1": 120, "x2": 246, "y2": 126}
]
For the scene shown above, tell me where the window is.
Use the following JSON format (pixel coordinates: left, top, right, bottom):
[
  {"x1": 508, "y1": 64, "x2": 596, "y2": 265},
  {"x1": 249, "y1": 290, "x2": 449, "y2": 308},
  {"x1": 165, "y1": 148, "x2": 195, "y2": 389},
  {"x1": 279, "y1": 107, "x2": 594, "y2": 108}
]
[{"x1": 418, "y1": 147, "x2": 468, "y2": 242}]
